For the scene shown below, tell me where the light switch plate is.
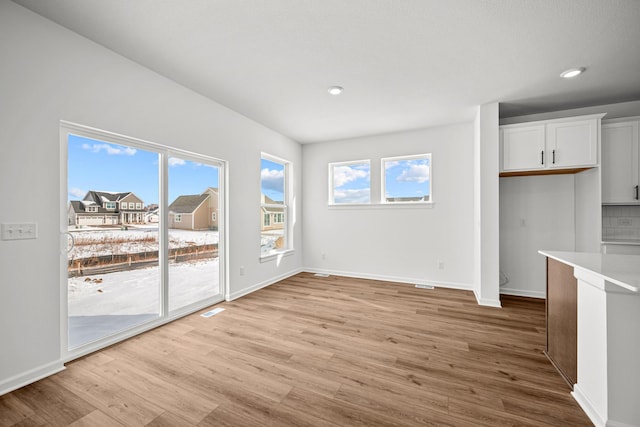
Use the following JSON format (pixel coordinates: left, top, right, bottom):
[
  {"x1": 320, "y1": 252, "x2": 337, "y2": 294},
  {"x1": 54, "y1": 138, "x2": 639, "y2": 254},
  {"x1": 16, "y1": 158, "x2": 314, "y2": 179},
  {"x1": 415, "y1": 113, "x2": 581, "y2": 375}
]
[{"x1": 1, "y1": 223, "x2": 38, "y2": 240}]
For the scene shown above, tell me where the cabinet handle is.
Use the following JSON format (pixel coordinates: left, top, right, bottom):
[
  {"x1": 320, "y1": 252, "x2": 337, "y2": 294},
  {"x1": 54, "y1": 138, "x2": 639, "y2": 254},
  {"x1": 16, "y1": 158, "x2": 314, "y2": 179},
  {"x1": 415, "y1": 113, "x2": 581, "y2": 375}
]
[
  {"x1": 541, "y1": 150, "x2": 544, "y2": 165},
  {"x1": 552, "y1": 149, "x2": 556, "y2": 164},
  {"x1": 635, "y1": 185, "x2": 639, "y2": 200}
]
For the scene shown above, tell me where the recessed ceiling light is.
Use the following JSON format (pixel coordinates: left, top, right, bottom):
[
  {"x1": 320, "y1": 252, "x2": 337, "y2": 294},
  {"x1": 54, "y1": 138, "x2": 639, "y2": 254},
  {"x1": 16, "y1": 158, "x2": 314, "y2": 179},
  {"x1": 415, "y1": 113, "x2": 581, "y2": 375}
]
[
  {"x1": 328, "y1": 86, "x2": 344, "y2": 95},
  {"x1": 560, "y1": 67, "x2": 586, "y2": 78}
]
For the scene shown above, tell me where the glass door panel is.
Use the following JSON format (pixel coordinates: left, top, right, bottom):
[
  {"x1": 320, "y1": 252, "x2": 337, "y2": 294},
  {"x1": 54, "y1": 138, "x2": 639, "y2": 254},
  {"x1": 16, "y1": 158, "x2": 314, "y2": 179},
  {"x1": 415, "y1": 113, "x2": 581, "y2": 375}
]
[
  {"x1": 168, "y1": 156, "x2": 221, "y2": 312},
  {"x1": 67, "y1": 134, "x2": 160, "y2": 349}
]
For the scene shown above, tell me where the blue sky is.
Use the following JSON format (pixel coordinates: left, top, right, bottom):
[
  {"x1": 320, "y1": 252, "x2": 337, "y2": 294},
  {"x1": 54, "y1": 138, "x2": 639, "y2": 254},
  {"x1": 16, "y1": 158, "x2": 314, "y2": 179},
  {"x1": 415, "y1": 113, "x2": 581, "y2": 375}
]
[
  {"x1": 384, "y1": 157, "x2": 430, "y2": 199},
  {"x1": 332, "y1": 162, "x2": 371, "y2": 204},
  {"x1": 67, "y1": 134, "x2": 219, "y2": 205},
  {"x1": 261, "y1": 158, "x2": 284, "y2": 202}
]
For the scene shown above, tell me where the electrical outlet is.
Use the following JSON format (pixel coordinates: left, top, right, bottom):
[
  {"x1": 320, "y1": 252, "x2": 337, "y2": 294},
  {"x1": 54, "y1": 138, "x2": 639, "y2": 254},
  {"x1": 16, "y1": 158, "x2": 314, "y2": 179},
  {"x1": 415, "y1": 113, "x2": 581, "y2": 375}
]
[
  {"x1": 321, "y1": 252, "x2": 326, "y2": 260},
  {"x1": 438, "y1": 261, "x2": 445, "y2": 269},
  {"x1": 239, "y1": 266, "x2": 245, "y2": 276},
  {"x1": 1, "y1": 223, "x2": 38, "y2": 240}
]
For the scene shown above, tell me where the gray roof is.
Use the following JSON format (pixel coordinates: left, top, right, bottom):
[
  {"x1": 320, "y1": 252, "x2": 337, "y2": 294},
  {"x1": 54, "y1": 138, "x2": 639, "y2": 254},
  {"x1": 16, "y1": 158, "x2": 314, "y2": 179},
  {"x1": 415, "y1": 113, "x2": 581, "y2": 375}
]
[{"x1": 169, "y1": 194, "x2": 209, "y2": 214}]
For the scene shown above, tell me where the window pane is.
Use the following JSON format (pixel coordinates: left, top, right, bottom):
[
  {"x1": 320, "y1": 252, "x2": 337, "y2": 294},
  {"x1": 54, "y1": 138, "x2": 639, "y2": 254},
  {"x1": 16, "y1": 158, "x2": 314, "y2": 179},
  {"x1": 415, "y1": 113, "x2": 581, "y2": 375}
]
[
  {"x1": 168, "y1": 157, "x2": 221, "y2": 312},
  {"x1": 261, "y1": 156, "x2": 286, "y2": 254},
  {"x1": 330, "y1": 161, "x2": 370, "y2": 204},
  {"x1": 67, "y1": 134, "x2": 160, "y2": 349},
  {"x1": 383, "y1": 155, "x2": 431, "y2": 203}
]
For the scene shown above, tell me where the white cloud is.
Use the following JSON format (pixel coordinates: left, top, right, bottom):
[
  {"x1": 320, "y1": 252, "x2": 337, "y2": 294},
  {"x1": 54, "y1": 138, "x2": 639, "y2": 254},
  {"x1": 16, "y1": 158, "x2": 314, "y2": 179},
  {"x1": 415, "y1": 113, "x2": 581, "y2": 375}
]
[
  {"x1": 168, "y1": 157, "x2": 186, "y2": 167},
  {"x1": 82, "y1": 143, "x2": 136, "y2": 156},
  {"x1": 68, "y1": 187, "x2": 86, "y2": 199},
  {"x1": 334, "y1": 188, "x2": 370, "y2": 204},
  {"x1": 261, "y1": 168, "x2": 284, "y2": 193},
  {"x1": 384, "y1": 161, "x2": 400, "y2": 170},
  {"x1": 333, "y1": 165, "x2": 369, "y2": 188},
  {"x1": 397, "y1": 164, "x2": 430, "y2": 183}
]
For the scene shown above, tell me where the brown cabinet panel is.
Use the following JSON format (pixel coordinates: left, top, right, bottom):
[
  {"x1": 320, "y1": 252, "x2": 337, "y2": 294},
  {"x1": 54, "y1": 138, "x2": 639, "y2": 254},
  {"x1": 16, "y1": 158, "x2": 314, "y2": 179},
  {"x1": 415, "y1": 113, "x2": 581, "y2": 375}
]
[{"x1": 545, "y1": 257, "x2": 577, "y2": 388}]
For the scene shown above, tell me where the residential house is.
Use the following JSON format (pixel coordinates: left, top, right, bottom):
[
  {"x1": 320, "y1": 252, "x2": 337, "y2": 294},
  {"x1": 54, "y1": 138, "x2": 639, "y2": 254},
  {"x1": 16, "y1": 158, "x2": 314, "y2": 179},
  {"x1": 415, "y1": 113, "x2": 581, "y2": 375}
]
[
  {"x1": 168, "y1": 188, "x2": 219, "y2": 230},
  {"x1": 68, "y1": 190, "x2": 145, "y2": 226},
  {"x1": 260, "y1": 194, "x2": 284, "y2": 232}
]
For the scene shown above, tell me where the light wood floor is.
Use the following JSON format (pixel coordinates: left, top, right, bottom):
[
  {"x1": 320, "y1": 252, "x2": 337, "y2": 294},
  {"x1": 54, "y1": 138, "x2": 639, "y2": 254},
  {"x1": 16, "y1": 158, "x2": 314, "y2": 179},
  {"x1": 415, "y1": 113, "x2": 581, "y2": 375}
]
[{"x1": 1, "y1": 273, "x2": 592, "y2": 426}]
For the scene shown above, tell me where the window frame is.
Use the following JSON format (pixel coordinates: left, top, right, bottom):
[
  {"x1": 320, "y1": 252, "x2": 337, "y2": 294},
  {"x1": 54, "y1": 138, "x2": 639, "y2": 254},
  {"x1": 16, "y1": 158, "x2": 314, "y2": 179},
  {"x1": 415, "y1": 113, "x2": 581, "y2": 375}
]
[
  {"x1": 381, "y1": 153, "x2": 432, "y2": 205},
  {"x1": 328, "y1": 159, "x2": 371, "y2": 206},
  {"x1": 174, "y1": 213, "x2": 182, "y2": 223},
  {"x1": 105, "y1": 201, "x2": 116, "y2": 210},
  {"x1": 260, "y1": 152, "x2": 293, "y2": 261}
]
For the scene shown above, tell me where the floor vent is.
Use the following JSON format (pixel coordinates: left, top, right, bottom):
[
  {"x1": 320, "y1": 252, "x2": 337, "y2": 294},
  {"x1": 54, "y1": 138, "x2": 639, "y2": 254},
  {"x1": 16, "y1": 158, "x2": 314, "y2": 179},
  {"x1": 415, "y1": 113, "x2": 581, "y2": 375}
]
[
  {"x1": 201, "y1": 308, "x2": 225, "y2": 318},
  {"x1": 415, "y1": 284, "x2": 435, "y2": 289},
  {"x1": 314, "y1": 273, "x2": 330, "y2": 277}
]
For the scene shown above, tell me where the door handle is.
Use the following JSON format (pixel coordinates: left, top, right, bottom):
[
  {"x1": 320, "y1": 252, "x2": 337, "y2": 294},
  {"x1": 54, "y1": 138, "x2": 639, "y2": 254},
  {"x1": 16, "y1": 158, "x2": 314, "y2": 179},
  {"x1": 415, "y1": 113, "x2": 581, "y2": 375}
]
[
  {"x1": 541, "y1": 150, "x2": 544, "y2": 165},
  {"x1": 635, "y1": 185, "x2": 639, "y2": 200},
  {"x1": 552, "y1": 149, "x2": 556, "y2": 164}
]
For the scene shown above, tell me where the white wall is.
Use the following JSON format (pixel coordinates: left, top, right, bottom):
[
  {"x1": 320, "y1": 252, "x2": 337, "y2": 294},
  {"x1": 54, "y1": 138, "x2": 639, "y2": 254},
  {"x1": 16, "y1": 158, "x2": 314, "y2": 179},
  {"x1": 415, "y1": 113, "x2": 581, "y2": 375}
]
[
  {"x1": 0, "y1": 1, "x2": 302, "y2": 393},
  {"x1": 473, "y1": 103, "x2": 501, "y2": 306},
  {"x1": 302, "y1": 123, "x2": 475, "y2": 289},
  {"x1": 499, "y1": 175, "x2": 576, "y2": 298}
]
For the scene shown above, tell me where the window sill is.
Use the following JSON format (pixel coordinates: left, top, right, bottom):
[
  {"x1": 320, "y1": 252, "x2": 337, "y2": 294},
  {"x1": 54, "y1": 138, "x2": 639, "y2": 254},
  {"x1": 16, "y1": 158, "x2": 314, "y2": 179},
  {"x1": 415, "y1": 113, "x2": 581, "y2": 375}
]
[
  {"x1": 259, "y1": 248, "x2": 295, "y2": 263},
  {"x1": 328, "y1": 202, "x2": 434, "y2": 210}
]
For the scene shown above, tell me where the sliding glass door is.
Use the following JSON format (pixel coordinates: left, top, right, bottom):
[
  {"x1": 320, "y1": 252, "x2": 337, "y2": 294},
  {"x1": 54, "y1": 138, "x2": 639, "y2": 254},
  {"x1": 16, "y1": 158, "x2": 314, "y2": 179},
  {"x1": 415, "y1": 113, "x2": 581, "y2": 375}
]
[
  {"x1": 167, "y1": 155, "x2": 222, "y2": 312},
  {"x1": 62, "y1": 122, "x2": 225, "y2": 356}
]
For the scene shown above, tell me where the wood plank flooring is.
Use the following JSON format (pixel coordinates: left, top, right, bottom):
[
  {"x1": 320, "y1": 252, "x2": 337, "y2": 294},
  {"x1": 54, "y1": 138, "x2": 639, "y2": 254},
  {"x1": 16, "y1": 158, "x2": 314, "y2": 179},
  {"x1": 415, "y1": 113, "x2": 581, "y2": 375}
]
[{"x1": 0, "y1": 273, "x2": 593, "y2": 426}]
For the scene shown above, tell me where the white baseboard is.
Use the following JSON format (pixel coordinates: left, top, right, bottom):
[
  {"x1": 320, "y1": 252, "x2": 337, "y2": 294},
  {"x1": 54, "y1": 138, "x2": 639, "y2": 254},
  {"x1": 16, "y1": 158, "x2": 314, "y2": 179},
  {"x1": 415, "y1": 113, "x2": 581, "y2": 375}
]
[
  {"x1": 500, "y1": 287, "x2": 546, "y2": 299},
  {"x1": 572, "y1": 384, "x2": 606, "y2": 427},
  {"x1": 303, "y1": 267, "x2": 473, "y2": 291},
  {"x1": 0, "y1": 360, "x2": 65, "y2": 397},
  {"x1": 473, "y1": 289, "x2": 502, "y2": 308},
  {"x1": 226, "y1": 268, "x2": 304, "y2": 301}
]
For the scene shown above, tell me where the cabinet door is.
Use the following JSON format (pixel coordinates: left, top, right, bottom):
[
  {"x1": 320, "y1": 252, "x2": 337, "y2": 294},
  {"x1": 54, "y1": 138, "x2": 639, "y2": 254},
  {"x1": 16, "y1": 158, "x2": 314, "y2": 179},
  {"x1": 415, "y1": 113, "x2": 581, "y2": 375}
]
[
  {"x1": 546, "y1": 119, "x2": 598, "y2": 168},
  {"x1": 601, "y1": 121, "x2": 639, "y2": 203},
  {"x1": 501, "y1": 125, "x2": 545, "y2": 171}
]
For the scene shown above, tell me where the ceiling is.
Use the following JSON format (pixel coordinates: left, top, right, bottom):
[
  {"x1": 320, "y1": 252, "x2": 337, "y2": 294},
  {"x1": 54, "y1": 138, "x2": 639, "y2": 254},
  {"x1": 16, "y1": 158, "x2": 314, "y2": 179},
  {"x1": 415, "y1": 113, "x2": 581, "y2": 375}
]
[{"x1": 13, "y1": 0, "x2": 640, "y2": 143}]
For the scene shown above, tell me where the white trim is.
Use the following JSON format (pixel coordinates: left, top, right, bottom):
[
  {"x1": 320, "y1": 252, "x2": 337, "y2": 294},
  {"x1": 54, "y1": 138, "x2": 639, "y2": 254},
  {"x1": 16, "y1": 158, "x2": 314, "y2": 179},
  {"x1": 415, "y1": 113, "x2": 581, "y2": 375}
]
[
  {"x1": 303, "y1": 268, "x2": 472, "y2": 291},
  {"x1": 328, "y1": 202, "x2": 434, "y2": 210},
  {"x1": 473, "y1": 289, "x2": 503, "y2": 308},
  {"x1": 499, "y1": 287, "x2": 545, "y2": 299},
  {"x1": 0, "y1": 361, "x2": 65, "y2": 397},
  {"x1": 260, "y1": 248, "x2": 295, "y2": 263},
  {"x1": 226, "y1": 268, "x2": 304, "y2": 301},
  {"x1": 572, "y1": 384, "x2": 607, "y2": 427}
]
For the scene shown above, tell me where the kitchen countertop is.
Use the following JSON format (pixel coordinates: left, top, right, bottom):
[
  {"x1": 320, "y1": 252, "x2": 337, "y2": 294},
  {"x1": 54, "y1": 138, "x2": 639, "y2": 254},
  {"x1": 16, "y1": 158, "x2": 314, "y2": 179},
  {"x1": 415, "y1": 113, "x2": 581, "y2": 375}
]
[{"x1": 539, "y1": 250, "x2": 640, "y2": 293}]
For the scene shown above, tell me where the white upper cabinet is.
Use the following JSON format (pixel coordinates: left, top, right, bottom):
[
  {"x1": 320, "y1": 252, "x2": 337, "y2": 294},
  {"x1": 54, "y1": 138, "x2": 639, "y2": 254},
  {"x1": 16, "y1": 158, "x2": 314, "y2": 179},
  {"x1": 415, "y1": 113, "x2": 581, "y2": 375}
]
[
  {"x1": 500, "y1": 114, "x2": 605, "y2": 174},
  {"x1": 546, "y1": 119, "x2": 598, "y2": 168},
  {"x1": 601, "y1": 119, "x2": 640, "y2": 204},
  {"x1": 501, "y1": 125, "x2": 545, "y2": 171}
]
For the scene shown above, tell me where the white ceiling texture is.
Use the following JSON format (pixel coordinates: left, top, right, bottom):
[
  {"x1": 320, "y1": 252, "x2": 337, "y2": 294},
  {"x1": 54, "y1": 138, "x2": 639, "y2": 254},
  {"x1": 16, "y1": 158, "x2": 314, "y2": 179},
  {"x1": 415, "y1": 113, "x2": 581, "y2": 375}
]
[{"x1": 13, "y1": 0, "x2": 640, "y2": 143}]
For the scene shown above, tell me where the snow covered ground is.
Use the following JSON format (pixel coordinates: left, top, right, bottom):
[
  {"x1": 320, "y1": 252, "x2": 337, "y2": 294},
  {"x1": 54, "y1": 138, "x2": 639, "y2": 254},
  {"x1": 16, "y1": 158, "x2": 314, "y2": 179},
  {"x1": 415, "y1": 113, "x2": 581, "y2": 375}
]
[{"x1": 68, "y1": 257, "x2": 220, "y2": 348}]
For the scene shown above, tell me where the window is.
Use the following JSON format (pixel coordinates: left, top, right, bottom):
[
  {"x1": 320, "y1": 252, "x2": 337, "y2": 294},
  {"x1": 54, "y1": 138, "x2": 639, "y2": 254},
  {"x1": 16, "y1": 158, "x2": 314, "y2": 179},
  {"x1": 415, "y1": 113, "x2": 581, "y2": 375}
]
[
  {"x1": 175, "y1": 214, "x2": 182, "y2": 222},
  {"x1": 329, "y1": 160, "x2": 370, "y2": 204},
  {"x1": 136, "y1": 203, "x2": 142, "y2": 210},
  {"x1": 129, "y1": 202, "x2": 135, "y2": 209},
  {"x1": 260, "y1": 154, "x2": 290, "y2": 256},
  {"x1": 105, "y1": 202, "x2": 116, "y2": 209},
  {"x1": 212, "y1": 212, "x2": 217, "y2": 222},
  {"x1": 86, "y1": 206, "x2": 97, "y2": 212},
  {"x1": 382, "y1": 154, "x2": 431, "y2": 203}
]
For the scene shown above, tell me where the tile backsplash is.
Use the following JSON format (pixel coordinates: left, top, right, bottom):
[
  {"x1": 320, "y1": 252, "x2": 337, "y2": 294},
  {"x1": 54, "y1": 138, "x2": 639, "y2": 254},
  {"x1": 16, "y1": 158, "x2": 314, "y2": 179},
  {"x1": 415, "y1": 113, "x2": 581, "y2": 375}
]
[{"x1": 602, "y1": 205, "x2": 640, "y2": 241}]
